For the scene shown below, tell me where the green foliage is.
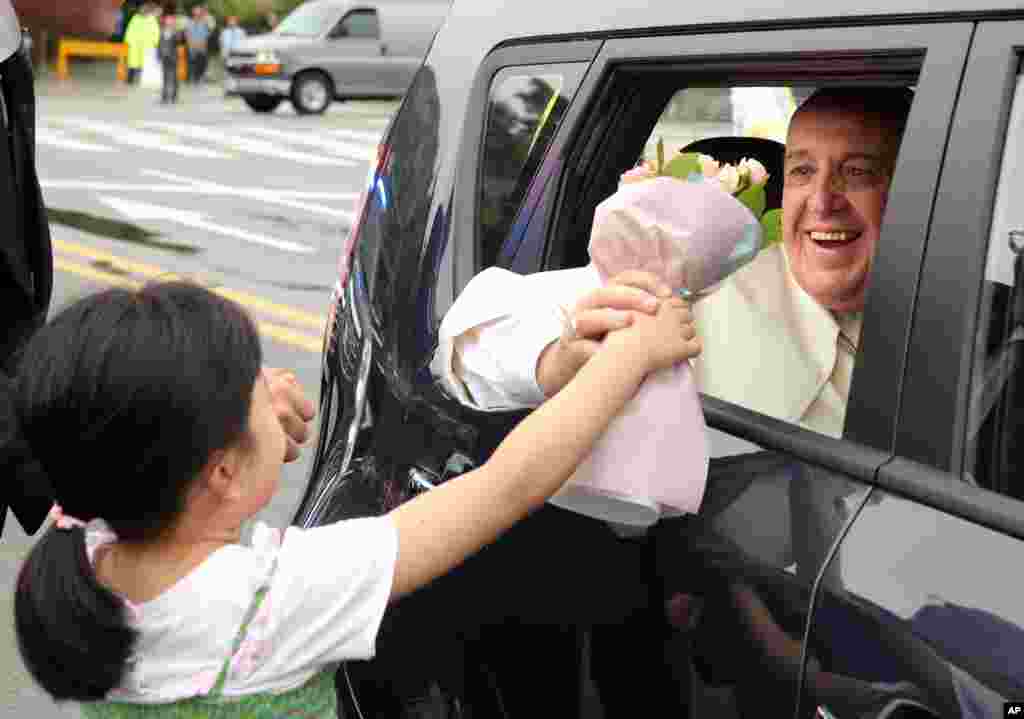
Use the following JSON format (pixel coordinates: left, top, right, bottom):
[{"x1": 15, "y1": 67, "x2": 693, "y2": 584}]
[
  {"x1": 760, "y1": 208, "x2": 782, "y2": 247},
  {"x1": 662, "y1": 153, "x2": 702, "y2": 181},
  {"x1": 735, "y1": 184, "x2": 766, "y2": 221},
  {"x1": 204, "y1": 0, "x2": 303, "y2": 25}
]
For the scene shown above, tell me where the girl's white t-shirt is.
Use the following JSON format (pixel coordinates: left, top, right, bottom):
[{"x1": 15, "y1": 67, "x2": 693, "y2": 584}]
[{"x1": 85, "y1": 516, "x2": 398, "y2": 703}]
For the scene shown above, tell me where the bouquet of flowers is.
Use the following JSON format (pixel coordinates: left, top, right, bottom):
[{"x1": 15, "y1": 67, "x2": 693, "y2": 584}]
[{"x1": 548, "y1": 141, "x2": 778, "y2": 527}]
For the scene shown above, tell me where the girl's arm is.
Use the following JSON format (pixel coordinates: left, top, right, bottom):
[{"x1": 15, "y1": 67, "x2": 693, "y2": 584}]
[{"x1": 388, "y1": 298, "x2": 699, "y2": 600}]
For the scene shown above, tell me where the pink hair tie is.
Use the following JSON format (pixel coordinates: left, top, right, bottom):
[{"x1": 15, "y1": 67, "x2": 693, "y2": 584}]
[{"x1": 48, "y1": 504, "x2": 88, "y2": 531}]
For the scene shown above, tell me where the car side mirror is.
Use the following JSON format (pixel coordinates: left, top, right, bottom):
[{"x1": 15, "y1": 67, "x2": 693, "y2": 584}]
[{"x1": 329, "y1": 25, "x2": 348, "y2": 39}]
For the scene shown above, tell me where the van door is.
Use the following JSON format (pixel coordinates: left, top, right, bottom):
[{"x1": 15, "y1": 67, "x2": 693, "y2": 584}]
[{"x1": 321, "y1": 7, "x2": 387, "y2": 96}]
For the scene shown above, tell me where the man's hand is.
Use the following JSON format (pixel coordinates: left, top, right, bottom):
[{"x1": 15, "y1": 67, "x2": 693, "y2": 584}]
[
  {"x1": 263, "y1": 367, "x2": 316, "y2": 463},
  {"x1": 536, "y1": 270, "x2": 673, "y2": 397}
]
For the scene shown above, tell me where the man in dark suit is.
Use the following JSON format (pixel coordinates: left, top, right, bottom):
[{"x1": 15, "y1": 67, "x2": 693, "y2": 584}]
[{"x1": 0, "y1": 0, "x2": 76, "y2": 537}]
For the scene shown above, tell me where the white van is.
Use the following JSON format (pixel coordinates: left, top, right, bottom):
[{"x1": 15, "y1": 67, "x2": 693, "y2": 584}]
[{"x1": 224, "y1": 0, "x2": 450, "y2": 114}]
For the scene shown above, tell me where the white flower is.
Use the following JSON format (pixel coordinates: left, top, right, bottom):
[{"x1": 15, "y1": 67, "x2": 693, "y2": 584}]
[
  {"x1": 716, "y1": 164, "x2": 742, "y2": 194},
  {"x1": 698, "y1": 154, "x2": 721, "y2": 178},
  {"x1": 739, "y1": 157, "x2": 769, "y2": 186}
]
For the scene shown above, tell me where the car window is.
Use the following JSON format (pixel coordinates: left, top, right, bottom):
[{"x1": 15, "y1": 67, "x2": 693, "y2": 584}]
[
  {"x1": 544, "y1": 76, "x2": 919, "y2": 445},
  {"x1": 333, "y1": 9, "x2": 380, "y2": 39},
  {"x1": 477, "y1": 64, "x2": 586, "y2": 269},
  {"x1": 964, "y1": 68, "x2": 1024, "y2": 499},
  {"x1": 642, "y1": 86, "x2": 802, "y2": 155},
  {"x1": 275, "y1": 3, "x2": 337, "y2": 37}
]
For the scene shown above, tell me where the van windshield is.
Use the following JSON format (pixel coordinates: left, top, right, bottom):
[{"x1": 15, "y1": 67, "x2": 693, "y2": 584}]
[{"x1": 275, "y1": 3, "x2": 338, "y2": 36}]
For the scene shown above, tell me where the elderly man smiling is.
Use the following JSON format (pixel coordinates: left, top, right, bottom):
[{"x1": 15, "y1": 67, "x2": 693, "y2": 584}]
[{"x1": 433, "y1": 87, "x2": 914, "y2": 439}]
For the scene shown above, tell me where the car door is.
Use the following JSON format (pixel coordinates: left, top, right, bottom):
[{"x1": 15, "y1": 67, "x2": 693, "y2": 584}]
[
  {"x1": 466, "y1": 22, "x2": 971, "y2": 718},
  {"x1": 803, "y1": 20, "x2": 1024, "y2": 719}
]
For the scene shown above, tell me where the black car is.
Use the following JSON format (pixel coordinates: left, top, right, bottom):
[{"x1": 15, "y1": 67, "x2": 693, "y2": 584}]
[{"x1": 293, "y1": 1, "x2": 1024, "y2": 717}]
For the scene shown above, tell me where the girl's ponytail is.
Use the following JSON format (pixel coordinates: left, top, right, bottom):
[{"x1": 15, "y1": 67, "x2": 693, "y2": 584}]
[{"x1": 14, "y1": 525, "x2": 136, "y2": 701}]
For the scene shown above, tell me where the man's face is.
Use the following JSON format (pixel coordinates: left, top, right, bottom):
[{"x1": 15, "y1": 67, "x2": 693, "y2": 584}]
[
  {"x1": 12, "y1": 0, "x2": 122, "y2": 34},
  {"x1": 782, "y1": 105, "x2": 897, "y2": 313}
]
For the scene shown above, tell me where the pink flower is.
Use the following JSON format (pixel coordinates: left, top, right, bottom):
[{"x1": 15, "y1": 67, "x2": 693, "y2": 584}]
[
  {"x1": 739, "y1": 157, "x2": 769, "y2": 186},
  {"x1": 698, "y1": 154, "x2": 721, "y2": 178},
  {"x1": 716, "y1": 164, "x2": 741, "y2": 194},
  {"x1": 620, "y1": 161, "x2": 657, "y2": 185}
]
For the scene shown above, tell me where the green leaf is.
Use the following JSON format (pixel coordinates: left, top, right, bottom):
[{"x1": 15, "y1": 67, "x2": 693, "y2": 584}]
[
  {"x1": 662, "y1": 153, "x2": 702, "y2": 180},
  {"x1": 760, "y1": 208, "x2": 783, "y2": 247},
  {"x1": 735, "y1": 184, "x2": 766, "y2": 220}
]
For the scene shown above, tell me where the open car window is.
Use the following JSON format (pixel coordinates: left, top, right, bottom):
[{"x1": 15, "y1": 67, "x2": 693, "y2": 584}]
[{"x1": 965, "y1": 69, "x2": 1024, "y2": 498}]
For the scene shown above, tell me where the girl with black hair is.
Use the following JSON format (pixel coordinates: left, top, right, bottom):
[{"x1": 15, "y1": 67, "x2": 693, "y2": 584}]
[{"x1": 12, "y1": 280, "x2": 700, "y2": 717}]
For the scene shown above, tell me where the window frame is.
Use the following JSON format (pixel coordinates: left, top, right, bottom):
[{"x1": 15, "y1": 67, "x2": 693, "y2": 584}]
[
  {"x1": 451, "y1": 40, "x2": 603, "y2": 292},
  {"x1": 899, "y1": 21, "x2": 1024, "y2": 476},
  {"x1": 475, "y1": 63, "x2": 588, "y2": 271},
  {"x1": 512, "y1": 23, "x2": 969, "y2": 462}
]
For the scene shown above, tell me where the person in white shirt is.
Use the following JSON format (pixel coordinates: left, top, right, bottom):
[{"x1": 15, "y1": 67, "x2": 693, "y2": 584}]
[{"x1": 433, "y1": 86, "x2": 913, "y2": 440}]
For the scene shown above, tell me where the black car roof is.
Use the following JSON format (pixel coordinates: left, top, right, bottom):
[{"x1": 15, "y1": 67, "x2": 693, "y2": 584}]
[{"x1": 444, "y1": 0, "x2": 1024, "y2": 46}]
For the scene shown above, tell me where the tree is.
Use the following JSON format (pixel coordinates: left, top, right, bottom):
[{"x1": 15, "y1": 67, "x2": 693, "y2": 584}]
[{"x1": 205, "y1": 0, "x2": 304, "y2": 26}]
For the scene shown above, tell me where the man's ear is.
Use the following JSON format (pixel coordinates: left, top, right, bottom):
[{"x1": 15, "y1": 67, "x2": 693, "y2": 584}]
[{"x1": 200, "y1": 446, "x2": 246, "y2": 502}]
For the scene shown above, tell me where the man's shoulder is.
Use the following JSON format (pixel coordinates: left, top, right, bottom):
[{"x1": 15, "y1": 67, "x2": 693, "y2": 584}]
[{"x1": 697, "y1": 243, "x2": 788, "y2": 317}]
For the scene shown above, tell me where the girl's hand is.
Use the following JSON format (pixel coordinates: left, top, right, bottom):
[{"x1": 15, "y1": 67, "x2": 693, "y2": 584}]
[
  {"x1": 605, "y1": 297, "x2": 701, "y2": 375},
  {"x1": 537, "y1": 270, "x2": 672, "y2": 397}
]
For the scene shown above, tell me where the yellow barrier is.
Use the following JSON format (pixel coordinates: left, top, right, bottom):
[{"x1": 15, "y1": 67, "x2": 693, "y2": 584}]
[
  {"x1": 57, "y1": 39, "x2": 128, "y2": 81},
  {"x1": 56, "y1": 39, "x2": 188, "y2": 83}
]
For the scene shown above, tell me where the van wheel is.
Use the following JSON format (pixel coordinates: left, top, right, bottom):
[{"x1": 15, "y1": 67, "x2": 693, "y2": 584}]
[
  {"x1": 243, "y1": 94, "x2": 283, "y2": 113},
  {"x1": 291, "y1": 72, "x2": 333, "y2": 115}
]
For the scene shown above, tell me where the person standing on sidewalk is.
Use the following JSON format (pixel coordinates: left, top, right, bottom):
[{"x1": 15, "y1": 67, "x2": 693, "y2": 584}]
[
  {"x1": 157, "y1": 12, "x2": 182, "y2": 104},
  {"x1": 185, "y1": 5, "x2": 210, "y2": 84},
  {"x1": 124, "y1": 3, "x2": 160, "y2": 86},
  {"x1": 219, "y1": 15, "x2": 246, "y2": 65}
]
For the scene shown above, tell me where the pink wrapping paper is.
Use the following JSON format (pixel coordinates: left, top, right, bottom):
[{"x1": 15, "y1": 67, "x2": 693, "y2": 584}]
[{"x1": 550, "y1": 176, "x2": 761, "y2": 527}]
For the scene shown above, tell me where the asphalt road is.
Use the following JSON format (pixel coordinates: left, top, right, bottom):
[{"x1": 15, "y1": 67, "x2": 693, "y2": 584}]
[{"x1": 1, "y1": 69, "x2": 399, "y2": 717}]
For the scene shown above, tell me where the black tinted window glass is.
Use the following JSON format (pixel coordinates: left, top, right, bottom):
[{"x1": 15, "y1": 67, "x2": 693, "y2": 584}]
[
  {"x1": 966, "y1": 69, "x2": 1024, "y2": 500},
  {"x1": 477, "y1": 64, "x2": 584, "y2": 269},
  {"x1": 338, "y1": 10, "x2": 379, "y2": 39}
]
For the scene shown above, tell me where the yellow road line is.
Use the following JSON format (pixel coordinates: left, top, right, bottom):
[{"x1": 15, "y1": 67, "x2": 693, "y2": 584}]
[
  {"x1": 52, "y1": 239, "x2": 328, "y2": 331},
  {"x1": 54, "y1": 257, "x2": 323, "y2": 354},
  {"x1": 55, "y1": 257, "x2": 139, "y2": 289}
]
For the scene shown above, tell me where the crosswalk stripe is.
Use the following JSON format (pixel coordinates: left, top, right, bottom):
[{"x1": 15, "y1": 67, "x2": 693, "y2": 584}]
[
  {"x1": 40, "y1": 179, "x2": 358, "y2": 202},
  {"x1": 36, "y1": 128, "x2": 115, "y2": 153},
  {"x1": 55, "y1": 118, "x2": 230, "y2": 160},
  {"x1": 241, "y1": 126, "x2": 376, "y2": 163},
  {"x1": 328, "y1": 128, "x2": 383, "y2": 144},
  {"x1": 141, "y1": 121, "x2": 357, "y2": 167},
  {"x1": 142, "y1": 169, "x2": 356, "y2": 223}
]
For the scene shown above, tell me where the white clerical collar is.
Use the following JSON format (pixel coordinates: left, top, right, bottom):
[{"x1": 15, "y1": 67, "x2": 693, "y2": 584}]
[{"x1": 0, "y1": 1, "x2": 21, "y2": 64}]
